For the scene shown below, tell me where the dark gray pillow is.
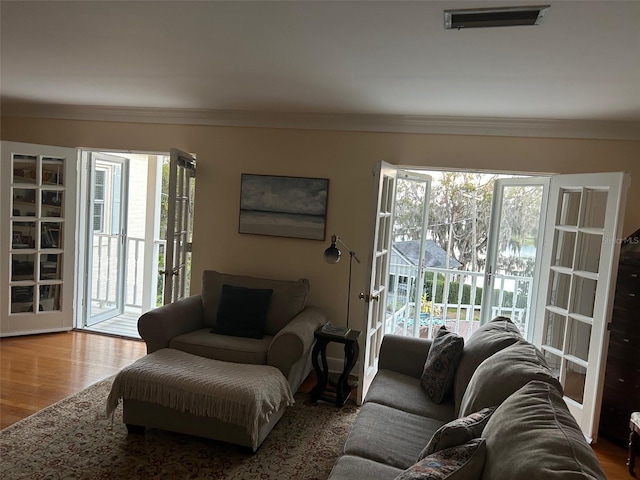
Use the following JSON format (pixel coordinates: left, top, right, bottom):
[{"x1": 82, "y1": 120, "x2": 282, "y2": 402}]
[
  {"x1": 453, "y1": 316, "x2": 522, "y2": 415},
  {"x1": 419, "y1": 406, "x2": 496, "y2": 460},
  {"x1": 420, "y1": 326, "x2": 464, "y2": 404},
  {"x1": 480, "y1": 381, "x2": 605, "y2": 480},
  {"x1": 459, "y1": 340, "x2": 562, "y2": 417},
  {"x1": 211, "y1": 284, "x2": 273, "y2": 339}
]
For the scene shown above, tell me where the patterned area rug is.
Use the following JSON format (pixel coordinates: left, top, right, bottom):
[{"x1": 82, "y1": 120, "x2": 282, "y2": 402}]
[{"x1": 0, "y1": 377, "x2": 358, "y2": 479}]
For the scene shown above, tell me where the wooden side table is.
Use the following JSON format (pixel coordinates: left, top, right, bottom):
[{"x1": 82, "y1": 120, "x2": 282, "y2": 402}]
[
  {"x1": 310, "y1": 327, "x2": 360, "y2": 407},
  {"x1": 629, "y1": 411, "x2": 640, "y2": 477}
]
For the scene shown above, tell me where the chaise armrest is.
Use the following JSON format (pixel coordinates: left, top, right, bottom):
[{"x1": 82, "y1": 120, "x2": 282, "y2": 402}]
[
  {"x1": 267, "y1": 306, "x2": 326, "y2": 390},
  {"x1": 138, "y1": 295, "x2": 205, "y2": 353},
  {"x1": 378, "y1": 334, "x2": 433, "y2": 379}
]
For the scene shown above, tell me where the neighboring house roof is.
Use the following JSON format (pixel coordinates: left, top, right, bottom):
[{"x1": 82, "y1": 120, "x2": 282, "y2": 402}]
[{"x1": 392, "y1": 240, "x2": 462, "y2": 269}]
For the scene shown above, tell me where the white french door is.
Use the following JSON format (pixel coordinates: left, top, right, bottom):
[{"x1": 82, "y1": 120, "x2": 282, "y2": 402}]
[
  {"x1": 84, "y1": 153, "x2": 129, "y2": 326},
  {"x1": 533, "y1": 172, "x2": 629, "y2": 442},
  {"x1": 358, "y1": 161, "x2": 397, "y2": 404},
  {"x1": 387, "y1": 170, "x2": 432, "y2": 338},
  {"x1": 481, "y1": 177, "x2": 549, "y2": 337},
  {"x1": 162, "y1": 148, "x2": 196, "y2": 304}
]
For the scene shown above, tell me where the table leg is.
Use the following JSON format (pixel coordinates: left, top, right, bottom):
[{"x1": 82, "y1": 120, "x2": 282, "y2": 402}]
[
  {"x1": 336, "y1": 340, "x2": 359, "y2": 406},
  {"x1": 310, "y1": 339, "x2": 329, "y2": 402},
  {"x1": 629, "y1": 428, "x2": 638, "y2": 477}
]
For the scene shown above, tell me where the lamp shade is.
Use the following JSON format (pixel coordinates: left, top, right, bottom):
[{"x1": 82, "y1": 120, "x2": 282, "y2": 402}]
[{"x1": 323, "y1": 243, "x2": 341, "y2": 264}]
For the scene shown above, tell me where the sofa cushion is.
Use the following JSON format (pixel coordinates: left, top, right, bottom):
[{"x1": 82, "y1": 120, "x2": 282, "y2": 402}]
[
  {"x1": 211, "y1": 284, "x2": 273, "y2": 339},
  {"x1": 201, "y1": 270, "x2": 310, "y2": 335},
  {"x1": 344, "y1": 402, "x2": 447, "y2": 470},
  {"x1": 421, "y1": 327, "x2": 464, "y2": 404},
  {"x1": 459, "y1": 340, "x2": 562, "y2": 417},
  {"x1": 481, "y1": 381, "x2": 606, "y2": 480},
  {"x1": 395, "y1": 438, "x2": 486, "y2": 480},
  {"x1": 453, "y1": 316, "x2": 522, "y2": 415},
  {"x1": 365, "y1": 369, "x2": 455, "y2": 422},
  {"x1": 328, "y1": 455, "x2": 403, "y2": 480},
  {"x1": 420, "y1": 407, "x2": 495, "y2": 459},
  {"x1": 170, "y1": 328, "x2": 273, "y2": 364}
]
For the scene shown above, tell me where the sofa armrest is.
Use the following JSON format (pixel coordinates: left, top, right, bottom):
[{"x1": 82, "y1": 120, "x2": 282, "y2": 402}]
[
  {"x1": 138, "y1": 295, "x2": 205, "y2": 353},
  {"x1": 267, "y1": 307, "x2": 326, "y2": 390},
  {"x1": 378, "y1": 334, "x2": 433, "y2": 379}
]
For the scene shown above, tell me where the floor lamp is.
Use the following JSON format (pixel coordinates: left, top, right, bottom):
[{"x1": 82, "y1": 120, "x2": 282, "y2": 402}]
[{"x1": 323, "y1": 233, "x2": 361, "y2": 331}]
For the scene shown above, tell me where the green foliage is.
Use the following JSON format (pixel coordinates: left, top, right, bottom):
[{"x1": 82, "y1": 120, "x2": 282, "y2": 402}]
[{"x1": 422, "y1": 277, "x2": 528, "y2": 309}]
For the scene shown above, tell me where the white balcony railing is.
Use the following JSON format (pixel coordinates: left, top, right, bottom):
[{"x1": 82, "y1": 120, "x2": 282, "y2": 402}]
[
  {"x1": 91, "y1": 234, "x2": 166, "y2": 312},
  {"x1": 386, "y1": 264, "x2": 533, "y2": 341}
]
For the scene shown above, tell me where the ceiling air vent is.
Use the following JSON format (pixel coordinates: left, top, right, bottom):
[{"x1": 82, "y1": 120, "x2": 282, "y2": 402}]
[{"x1": 444, "y1": 5, "x2": 550, "y2": 29}]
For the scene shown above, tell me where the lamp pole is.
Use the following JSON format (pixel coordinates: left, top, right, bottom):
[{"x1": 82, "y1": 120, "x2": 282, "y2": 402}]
[{"x1": 323, "y1": 234, "x2": 361, "y2": 329}]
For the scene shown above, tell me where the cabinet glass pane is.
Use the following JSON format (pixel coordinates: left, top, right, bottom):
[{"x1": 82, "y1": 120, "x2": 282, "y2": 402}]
[
  {"x1": 12, "y1": 155, "x2": 37, "y2": 184},
  {"x1": 558, "y1": 189, "x2": 581, "y2": 226},
  {"x1": 12, "y1": 188, "x2": 37, "y2": 217},
  {"x1": 41, "y1": 222, "x2": 62, "y2": 249},
  {"x1": 11, "y1": 285, "x2": 34, "y2": 313},
  {"x1": 40, "y1": 284, "x2": 61, "y2": 311},
  {"x1": 11, "y1": 253, "x2": 35, "y2": 281},
  {"x1": 42, "y1": 158, "x2": 64, "y2": 186},
  {"x1": 12, "y1": 221, "x2": 36, "y2": 249},
  {"x1": 40, "y1": 254, "x2": 62, "y2": 280},
  {"x1": 42, "y1": 190, "x2": 63, "y2": 217}
]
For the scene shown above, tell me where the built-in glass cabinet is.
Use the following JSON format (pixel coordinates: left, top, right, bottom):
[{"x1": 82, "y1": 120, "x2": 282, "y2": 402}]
[
  {"x1": 10, "y1": 154, "x2": 65, "y2": 313},
  {"x1": 2, "y1": 142, "x2": 76, "y2": 336}
]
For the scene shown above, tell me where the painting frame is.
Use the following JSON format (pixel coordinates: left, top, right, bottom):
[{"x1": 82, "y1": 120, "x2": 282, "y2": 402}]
[{"x1": 239, "y1": 174, "x2": 329, "y2": 241}]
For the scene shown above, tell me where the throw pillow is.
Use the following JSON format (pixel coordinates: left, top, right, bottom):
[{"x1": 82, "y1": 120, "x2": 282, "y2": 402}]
[
  {"x1": 421, "y1": 326, "x2": 464, "y2": 404},
  {"x1": 395, "y1": 438, "x2": 486, "y2": 480},
  {"x1": 480, "y1": 381, "x2": 605, "y2": 480},
  {"x1": 419, "y1": 407, "x2": 496, "y2": 460},
  {"x1": 459, "y1": 340, "x2": 563, "y2": 417},
  {"x1": 453, "y1": 316, "x2": 522, "y2": 415},
  {"x1": 201, "y1": 270, "x2": 310, "y2": 335},
  {"x1": 211, "y1": 284, "x2": 273, "y2": 339}
]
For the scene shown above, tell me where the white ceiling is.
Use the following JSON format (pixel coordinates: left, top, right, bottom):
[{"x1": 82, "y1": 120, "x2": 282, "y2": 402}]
[{"x1": 1, "y1": 0, "x2": 640, "y2": 125}]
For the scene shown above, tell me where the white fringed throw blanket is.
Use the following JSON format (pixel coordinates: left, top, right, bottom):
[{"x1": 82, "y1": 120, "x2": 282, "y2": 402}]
[{"x1": 106, "y1": 349, "x2": 294, "y2": 448}]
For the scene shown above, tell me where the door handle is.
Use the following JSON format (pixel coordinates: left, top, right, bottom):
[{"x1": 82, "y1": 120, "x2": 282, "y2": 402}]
[{"x1": 359, "y1": 292, "x2": 380, "y2": 302}]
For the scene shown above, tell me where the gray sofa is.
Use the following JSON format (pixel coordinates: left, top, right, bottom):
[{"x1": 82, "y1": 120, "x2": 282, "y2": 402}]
[
  {"x1": 138, "y1": 270, "x2": 326, "y2": 392},
  {"x1": 328, "y1": 317, "x2": 606, "y2": 479}
]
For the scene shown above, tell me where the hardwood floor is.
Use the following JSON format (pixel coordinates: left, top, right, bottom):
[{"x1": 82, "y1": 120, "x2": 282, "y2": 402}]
[
  {"x1": 0, "y1": 330, "x2": 146, "y2": 429},
  {"x1": 0, "y1": 331, "x2": 632, "y2": 478}
]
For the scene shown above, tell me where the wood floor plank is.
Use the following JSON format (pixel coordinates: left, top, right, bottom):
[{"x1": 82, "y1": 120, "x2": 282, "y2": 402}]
[
  {"x1": 0, "y1": 330, "x2": 146, "y2": 430},
  {"x1": 0, "y1": 330, "x2": 631, "y2": 478}
]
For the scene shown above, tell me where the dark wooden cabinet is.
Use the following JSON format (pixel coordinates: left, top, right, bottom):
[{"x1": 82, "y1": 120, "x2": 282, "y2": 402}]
[{"x1": 599, "y1": 229, "x2": 640, "y2": 446}]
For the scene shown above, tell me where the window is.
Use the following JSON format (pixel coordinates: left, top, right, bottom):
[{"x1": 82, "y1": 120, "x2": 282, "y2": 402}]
[{"x1": 93, "y1": 169, "x2": 106, "y2": 232}]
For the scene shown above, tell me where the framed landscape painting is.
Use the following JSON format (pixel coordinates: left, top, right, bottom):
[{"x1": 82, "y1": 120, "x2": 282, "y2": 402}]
[{"x1": 239, "y1": 174, "x2": 329, "y2": 240}]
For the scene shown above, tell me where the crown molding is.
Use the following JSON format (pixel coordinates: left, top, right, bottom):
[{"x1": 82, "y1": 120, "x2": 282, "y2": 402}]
[{"x1": 2, "y1": 102, "x2": 639, "y2": 140}]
